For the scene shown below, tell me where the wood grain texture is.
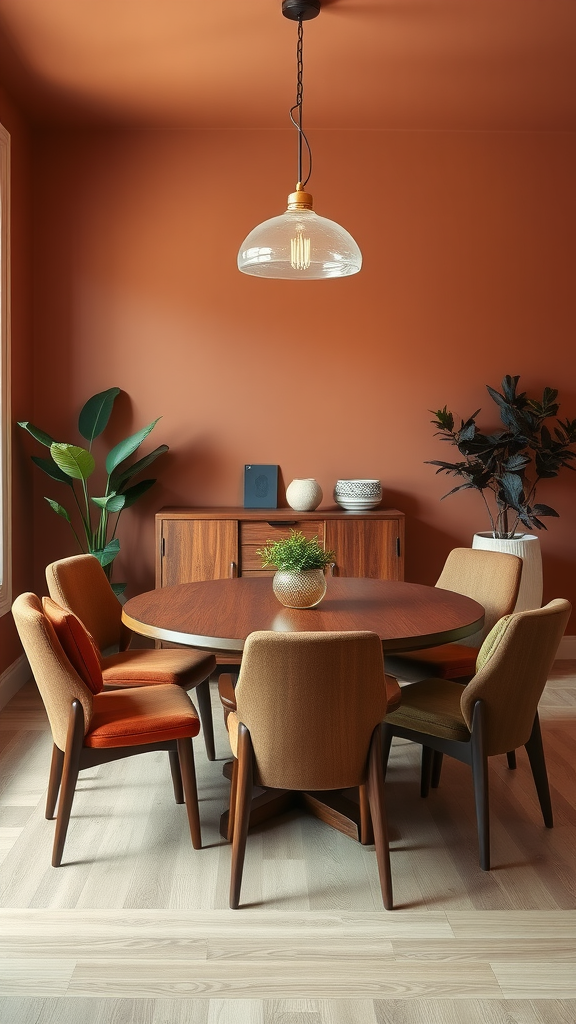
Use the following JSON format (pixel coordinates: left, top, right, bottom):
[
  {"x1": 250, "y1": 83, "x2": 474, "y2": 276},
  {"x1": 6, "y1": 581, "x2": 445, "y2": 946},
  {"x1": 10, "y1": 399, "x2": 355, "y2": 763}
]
[
  {"x1": 1, "y1": 662, "x2": 575, "y2": 1015},
  {"x1": 123, "y1": 577, "x2": 484, "y2": 653},
  {"x1": 324, "y1": 520, "x2": 401, "y2": 581},
  {"x1": 161, "y1": 520, "x2": 238, "y2": 587}
]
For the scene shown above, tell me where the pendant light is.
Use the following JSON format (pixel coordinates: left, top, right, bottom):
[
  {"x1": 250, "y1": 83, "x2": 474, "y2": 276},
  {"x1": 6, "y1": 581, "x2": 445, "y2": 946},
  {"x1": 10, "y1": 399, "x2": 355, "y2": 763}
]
[{"x1": 237, "y1": 0, "x2": 362, "y2": 280}]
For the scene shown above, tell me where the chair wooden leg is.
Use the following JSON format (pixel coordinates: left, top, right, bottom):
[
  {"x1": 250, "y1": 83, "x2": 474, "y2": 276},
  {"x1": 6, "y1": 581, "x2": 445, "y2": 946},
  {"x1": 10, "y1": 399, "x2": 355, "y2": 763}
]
[
  {"x1": 420, "y1": 746, "x2": 433, "y2": 798},
  {"x1": 196, "y1": 677, "x2": 216, "y2": 762},
  {"x1": 470, "y1": 700, "x2": 490, "y2": 871},
  {"x1": 52, "y1": 701, "x2": 84, "y2": 867},
  {"x1": 46, "y1": 744, "x2": 64, "y2": 820},
  {"x1": 230, "y1": 723, "x2": 253, "y2": 910},
  {"x1": 177, "y1": 737, "x2": 202, "y2": 850},
  {"x1": 169, "y1": 749, "x2": 184, "y2": 804},
  {"x1": 359, "y1": 784, "x2": 373, "y2": 845},
  {"x1": 524, "y1": 713, "x2": 553, "y2": 828},
  {"x1": 227, "y1": 757, "x2": 238, "y2": 842},
  {"x1": 366, "y1": 725, "x2": 393, "y2": 910},
  {"x1": 506, "y1": 750, "x2": 517, "y2": 770},
  {"x1": 381, "y1": 722, "x2": 393, "y2": 778},
  {"x1": 431, "y1": 751, "x2": 444, "y2": 789}
]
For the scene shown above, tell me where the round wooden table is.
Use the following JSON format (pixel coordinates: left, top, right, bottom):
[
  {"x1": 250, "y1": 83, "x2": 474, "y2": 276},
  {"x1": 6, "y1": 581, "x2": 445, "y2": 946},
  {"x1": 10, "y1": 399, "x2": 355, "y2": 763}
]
[
  {"x1": 122, "y1": 576, "x2": 485, "y2": 654},
  {"x1": 123, "y1": 577, "x2": 485, "y2": 844}
]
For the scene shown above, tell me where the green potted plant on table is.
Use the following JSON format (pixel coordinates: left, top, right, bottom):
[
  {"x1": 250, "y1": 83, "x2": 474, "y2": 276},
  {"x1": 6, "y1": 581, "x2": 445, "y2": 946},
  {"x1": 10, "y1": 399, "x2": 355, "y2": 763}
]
[
  {"x1": 427, "y1": 373, "x2": 576, "y2": 611},
  {"x1": 257, "y1": 529, "x2": 335, "y2": 608},
  {"x1": 18, "y1": 386, "x2": 168, "y2": 595}
]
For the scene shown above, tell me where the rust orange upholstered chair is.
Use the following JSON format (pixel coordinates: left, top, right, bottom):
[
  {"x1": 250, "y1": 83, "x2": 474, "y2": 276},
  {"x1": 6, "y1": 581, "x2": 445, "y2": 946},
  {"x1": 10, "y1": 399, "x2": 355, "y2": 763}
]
[
  {"x1": 383, "y1": 600, "x2": 571, "y2": 872},
  {"x1": 385, "y1": 547, "x2": 522, "y2": 685},
  {"x1": 225, "y1": 630, "x2": 393, "y2": 910},
  {"x1": 45, "y1": 554, "x2": 218, "y2": 760},
  {"x1": 12, "y1": 592, "x2": 202, "y2": 867}
]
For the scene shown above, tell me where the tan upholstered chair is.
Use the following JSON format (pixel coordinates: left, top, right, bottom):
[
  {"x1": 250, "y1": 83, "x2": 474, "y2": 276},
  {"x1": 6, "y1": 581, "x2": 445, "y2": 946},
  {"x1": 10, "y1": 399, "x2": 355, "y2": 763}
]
[
  {"x1": 383, "y1": 600, "x2": 571, "y2": 871},
  {"x1": 385, "y1": 547, "x2": 522, "y2": 684},
  {"x1": 12, "y1": 592, "x2": 202, "y2": 867},
  {"x1": 46, "y1": 554, "x2": 218, "y2": 760},
  {"x1": 225, "y1": 630, "x2": 393, "y2": 910}
]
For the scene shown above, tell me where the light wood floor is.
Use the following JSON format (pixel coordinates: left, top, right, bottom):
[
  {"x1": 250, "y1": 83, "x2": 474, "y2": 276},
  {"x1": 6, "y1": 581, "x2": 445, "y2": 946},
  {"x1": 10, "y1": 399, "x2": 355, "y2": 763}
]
[{"x1": 1, "y1": 663, "x2": 575, "y2": 1021}]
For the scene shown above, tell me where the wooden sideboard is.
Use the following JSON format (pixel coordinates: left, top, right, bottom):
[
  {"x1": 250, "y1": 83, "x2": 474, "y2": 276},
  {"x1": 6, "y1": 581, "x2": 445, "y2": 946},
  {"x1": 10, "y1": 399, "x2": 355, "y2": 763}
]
[{"x1": 155, "y1": 507, "x2": 405, "y2": 587}]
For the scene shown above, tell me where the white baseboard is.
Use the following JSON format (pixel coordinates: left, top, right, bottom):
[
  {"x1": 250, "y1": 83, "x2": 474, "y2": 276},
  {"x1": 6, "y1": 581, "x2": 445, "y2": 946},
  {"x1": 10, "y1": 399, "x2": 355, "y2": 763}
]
[
  {"x1": 557, "y1": 635, "x2": 576, "y2": 660},
  {"x1": 0, "y1": 653, "x2": 31, "y2": 710}
]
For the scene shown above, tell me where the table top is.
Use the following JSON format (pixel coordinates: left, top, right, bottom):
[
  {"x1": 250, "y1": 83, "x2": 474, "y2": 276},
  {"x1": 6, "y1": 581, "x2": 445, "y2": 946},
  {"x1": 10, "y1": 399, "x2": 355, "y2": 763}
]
[{"x1": 122, "y1": 577, "x2": 485, "y2": 654}]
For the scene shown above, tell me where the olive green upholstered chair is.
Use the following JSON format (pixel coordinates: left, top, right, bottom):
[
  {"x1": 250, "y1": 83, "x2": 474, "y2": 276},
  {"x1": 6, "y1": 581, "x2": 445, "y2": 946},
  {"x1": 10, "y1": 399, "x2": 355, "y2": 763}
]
[
  {"x1": 383, "y1": 600, "x2": 571, "y2": 871},
  {"x1": 46, "y1": 554, "x2": 218, "y2": 760},
  {"x1": 225, "y1": 630, "x2": 393, "y2": 910}
]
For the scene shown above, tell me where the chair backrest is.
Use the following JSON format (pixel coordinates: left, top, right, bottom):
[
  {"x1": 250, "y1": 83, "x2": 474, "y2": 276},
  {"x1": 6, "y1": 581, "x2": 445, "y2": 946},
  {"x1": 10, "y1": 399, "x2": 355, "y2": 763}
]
[
  {"x1": 436, "y1": 547, "x2": 522, "y2": 646},
  {"x1": 233, "y1": 630, "x2": 388, "y2": 791},
  {"x1": 12, "y1": 593, "x2": 93, "y2": 750},
  {"x1": 461, "y1": 599, "x2": 571, "y2": 755},
  {"x1": 46, "y1": 554, "x2": 127, "y2": 652}
]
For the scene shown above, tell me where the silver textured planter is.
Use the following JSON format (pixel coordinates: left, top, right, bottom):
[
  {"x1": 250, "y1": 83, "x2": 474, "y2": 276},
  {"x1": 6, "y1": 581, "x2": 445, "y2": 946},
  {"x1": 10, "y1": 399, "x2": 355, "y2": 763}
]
[{"x1": 272, "y1": 568, "x2": 327, "y2": 608}]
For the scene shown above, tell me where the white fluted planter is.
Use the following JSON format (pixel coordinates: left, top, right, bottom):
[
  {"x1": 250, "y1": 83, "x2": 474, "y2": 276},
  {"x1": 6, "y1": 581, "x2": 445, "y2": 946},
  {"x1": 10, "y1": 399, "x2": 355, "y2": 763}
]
[{"x1": 472, "y1": 532, "x2": 543, "y2": 612}]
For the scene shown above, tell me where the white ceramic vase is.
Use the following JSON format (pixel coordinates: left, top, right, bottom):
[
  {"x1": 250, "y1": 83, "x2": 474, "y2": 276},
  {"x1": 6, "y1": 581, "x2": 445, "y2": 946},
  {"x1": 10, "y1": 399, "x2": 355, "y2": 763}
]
[
  {"x1": 272, "y1": 568, "x2": 327, "y2": 608},
  {"x1": 472, "y1": 532, "x2": 543, "y2": 612},
  {"x1": 286, "y1": 478, "x2": 323, "y2": 512}
]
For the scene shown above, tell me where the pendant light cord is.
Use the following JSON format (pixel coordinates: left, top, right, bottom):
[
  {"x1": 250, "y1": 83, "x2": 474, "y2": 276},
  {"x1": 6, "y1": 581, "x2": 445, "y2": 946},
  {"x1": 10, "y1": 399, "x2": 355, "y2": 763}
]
[{"x1": 289, "y1": 17, "x2": 312, "y2": 187}]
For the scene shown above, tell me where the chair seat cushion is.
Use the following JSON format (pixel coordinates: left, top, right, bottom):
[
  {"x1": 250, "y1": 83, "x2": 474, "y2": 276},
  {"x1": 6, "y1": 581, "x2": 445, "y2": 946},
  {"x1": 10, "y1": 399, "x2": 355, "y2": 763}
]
[
  {"x1": 385, "y1": 643, "x2": 478, "y2": 683},
  {"x1": 101, "y1": 648, "x2": 216, "y2": 689},
  {"x1": 42, "y1": 597, "x2": 103, "y2": 694},
  {"x1": 384, "y1": 677, "x2": 471, "y2": 742},
  {"x1": 85, "y1": 683, "x2": 200, "y2": 748}
]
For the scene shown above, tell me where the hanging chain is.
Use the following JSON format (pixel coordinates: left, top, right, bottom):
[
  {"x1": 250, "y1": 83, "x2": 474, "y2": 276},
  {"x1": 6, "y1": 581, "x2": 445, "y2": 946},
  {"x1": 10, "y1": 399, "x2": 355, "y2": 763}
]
[{"x1": 289, "y1": 17, "x2": 312, "y2": 187}]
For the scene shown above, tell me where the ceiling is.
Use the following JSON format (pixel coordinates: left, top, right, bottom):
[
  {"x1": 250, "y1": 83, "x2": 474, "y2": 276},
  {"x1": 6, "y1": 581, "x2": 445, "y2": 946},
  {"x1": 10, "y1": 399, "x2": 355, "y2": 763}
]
[{"x1": 0, "y1": 0, "x2": 574, "y2": 131}]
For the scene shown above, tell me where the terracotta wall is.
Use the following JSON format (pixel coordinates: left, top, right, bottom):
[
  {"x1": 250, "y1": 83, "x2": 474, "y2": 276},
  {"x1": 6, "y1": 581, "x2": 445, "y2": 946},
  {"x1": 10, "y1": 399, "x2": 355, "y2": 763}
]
[
  {"x1": 29, "y1": 128, "x2": 576, "y2": 627},
  {"x1": 0, "y1": 85, "x2": 33, "y2": 674}
]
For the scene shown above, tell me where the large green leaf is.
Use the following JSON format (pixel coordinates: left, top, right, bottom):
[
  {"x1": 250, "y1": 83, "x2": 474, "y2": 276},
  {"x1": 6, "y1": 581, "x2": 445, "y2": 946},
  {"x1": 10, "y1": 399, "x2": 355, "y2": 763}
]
[
  {"x1": 17, "y1": 421, "x2": 55, "y2": 447},
  {"x1": 91, "y1": 493, "x2": 126, "y2": 512},
  {"x1": 120, "y1": 478, "x2": 155, "y2": 509},
  {"x1": 78, "y1": 387, "x2": 121, "y2": 444},
  {"x1": 91, "y1": 538, "x2": 120, "y2": 567},
  {"x1": 110, "y1": 444, "x2": 169, "y2": 491},
  {"x1": 31, "y1": 455, "x2": 74, "y2": 486},
  {"x1": 105, "y1": 419, "x2": 160, "y2": 476},
  {"x1": 44, "y1": 497, "x2": 71, "y2": 522},
  {"x1": 111, "y1": 582, "x2": 127, "y2": 597},
  {"x1": 50, "y1": 443, "x2": 95, "y2": 481}
]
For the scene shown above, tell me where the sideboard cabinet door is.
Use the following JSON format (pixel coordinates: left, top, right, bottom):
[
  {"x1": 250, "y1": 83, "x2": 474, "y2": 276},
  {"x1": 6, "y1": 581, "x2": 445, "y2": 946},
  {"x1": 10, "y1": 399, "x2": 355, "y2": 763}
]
[
  {"x1": 160, "y1": 519, "x2": 238, "y2": 586},
  {"x1": 325, "y1": 519, "x2": 402, "y2": 580}
]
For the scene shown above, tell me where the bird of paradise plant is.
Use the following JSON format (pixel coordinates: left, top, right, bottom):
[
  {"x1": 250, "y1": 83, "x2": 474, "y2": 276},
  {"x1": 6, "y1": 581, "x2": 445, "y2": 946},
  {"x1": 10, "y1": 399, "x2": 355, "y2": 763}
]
[{"x1": 18, "y1": 387, "x2": 168, "y2": 594}]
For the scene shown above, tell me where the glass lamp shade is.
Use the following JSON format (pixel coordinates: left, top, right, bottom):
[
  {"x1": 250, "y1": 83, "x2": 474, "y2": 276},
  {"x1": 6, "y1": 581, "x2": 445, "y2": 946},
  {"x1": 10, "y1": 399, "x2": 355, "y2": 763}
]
[{"x1": 237, "y1": 208, "x2": 362, "y2": 280}]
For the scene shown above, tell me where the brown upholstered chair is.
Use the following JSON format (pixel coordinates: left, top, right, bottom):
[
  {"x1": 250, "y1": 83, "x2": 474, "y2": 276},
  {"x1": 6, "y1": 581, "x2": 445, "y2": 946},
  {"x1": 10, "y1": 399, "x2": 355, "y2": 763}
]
[
  {"x1": 382, "y1": 599, "x2": 571, "y2": 871},
  {"x1": 45, "y1": 554, "x2": 218, "y2": 760},
  {"x1": 225, "y1": 630, "x2": 393, "y2": 910},
  {"x1": 12, "y1": 592, "x2": 202, "y2": 867},
  {"x1": 384, "y1": 547, "x2": 522, "y2": 685}
]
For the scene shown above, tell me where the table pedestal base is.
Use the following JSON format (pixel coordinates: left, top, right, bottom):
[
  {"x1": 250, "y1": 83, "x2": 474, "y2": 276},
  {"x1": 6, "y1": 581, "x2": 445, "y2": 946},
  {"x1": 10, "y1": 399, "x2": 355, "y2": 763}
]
[{"x1": 219, "y1": 762, "x2": 373, "y2": 845}]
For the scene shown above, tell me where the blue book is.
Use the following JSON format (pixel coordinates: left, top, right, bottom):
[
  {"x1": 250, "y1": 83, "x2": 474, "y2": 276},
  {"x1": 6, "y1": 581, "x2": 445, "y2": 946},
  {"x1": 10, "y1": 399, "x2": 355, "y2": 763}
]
[{"x1": 244, "y1": 465, "x2": 278, "y2": 509}]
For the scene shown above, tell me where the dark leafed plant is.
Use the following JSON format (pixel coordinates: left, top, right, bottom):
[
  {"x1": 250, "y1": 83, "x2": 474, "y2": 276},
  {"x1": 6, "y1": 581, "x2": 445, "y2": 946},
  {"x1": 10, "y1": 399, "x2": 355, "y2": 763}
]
[
  {"x1": 258, "y1": 529, "x2": 335, "y2": 572},
  {"x1": 18, "y1": 387, "x2": 168, "y2": 594},
  {"x1": 427, "y1": 374, "x2": 576, "y2": 539}
]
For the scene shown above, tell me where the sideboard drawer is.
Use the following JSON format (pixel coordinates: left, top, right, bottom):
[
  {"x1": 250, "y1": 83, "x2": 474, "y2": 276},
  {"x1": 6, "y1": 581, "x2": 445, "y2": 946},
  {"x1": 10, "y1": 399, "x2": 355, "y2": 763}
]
[{"x1": 240, "y1": 520, "x2": 324, "y2": 571}]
